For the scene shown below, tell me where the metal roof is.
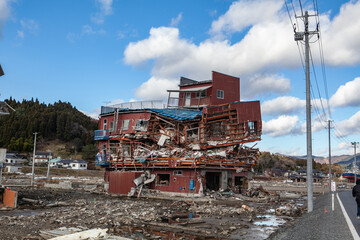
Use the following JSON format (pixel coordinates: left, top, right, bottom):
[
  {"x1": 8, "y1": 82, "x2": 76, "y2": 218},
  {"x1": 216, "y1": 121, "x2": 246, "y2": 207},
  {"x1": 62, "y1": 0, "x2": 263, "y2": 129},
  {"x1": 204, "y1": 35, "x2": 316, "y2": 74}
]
[
  {"x1": 113, "y1": 108, "x2": 202, "y2": 121},
  {"x1": 150, "y1": 108, "x2": 202, "y2": 121},
  {"x1": 167, "y1": 85, "x2": 212, "y2": 93}
]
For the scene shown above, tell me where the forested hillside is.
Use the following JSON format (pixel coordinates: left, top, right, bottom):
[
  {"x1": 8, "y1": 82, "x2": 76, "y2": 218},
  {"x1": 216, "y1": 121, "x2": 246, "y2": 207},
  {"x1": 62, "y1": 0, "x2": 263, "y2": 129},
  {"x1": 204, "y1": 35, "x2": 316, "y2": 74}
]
[
  {"x1": 254, "y1": 152, "x2": 343, "y2": 175},
  {"x1": 0, "y1": 98, "x2": 98, "y2": 157}
]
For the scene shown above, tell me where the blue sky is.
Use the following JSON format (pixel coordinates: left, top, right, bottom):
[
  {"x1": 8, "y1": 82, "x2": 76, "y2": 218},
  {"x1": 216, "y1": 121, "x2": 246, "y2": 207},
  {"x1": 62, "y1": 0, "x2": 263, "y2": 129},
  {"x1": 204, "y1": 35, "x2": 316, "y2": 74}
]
[{"x1": 0, "y1": 0, "x2": 360, "y2": 157}]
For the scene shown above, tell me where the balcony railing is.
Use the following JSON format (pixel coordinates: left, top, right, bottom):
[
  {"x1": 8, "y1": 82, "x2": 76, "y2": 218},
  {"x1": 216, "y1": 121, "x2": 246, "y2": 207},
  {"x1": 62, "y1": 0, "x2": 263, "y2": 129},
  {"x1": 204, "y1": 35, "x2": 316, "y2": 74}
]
[
  {"x1": 101, "y1": 100, "x2": 165, "y2": 114},
  {"x1": 94, "y1": 130, "x2": 110, "y2": 140},
  {"x1": 95, "y1": 154, "x2": 110, "y2": 166},
  {"x1": 168, "y1": 96, "x2": 211, "y2": 108}
]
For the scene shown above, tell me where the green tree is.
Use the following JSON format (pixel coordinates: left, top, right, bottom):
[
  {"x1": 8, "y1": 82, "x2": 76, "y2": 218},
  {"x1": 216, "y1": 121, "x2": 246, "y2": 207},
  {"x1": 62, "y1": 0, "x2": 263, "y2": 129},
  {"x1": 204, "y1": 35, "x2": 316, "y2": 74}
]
[{"x1": 82, "y1": 144, "x2": 98, "y2": 160}]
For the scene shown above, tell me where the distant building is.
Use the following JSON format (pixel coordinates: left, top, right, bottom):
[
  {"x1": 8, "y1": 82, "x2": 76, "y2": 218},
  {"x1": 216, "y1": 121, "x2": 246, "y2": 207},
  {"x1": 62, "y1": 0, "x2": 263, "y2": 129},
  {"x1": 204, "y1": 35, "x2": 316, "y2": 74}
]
[
  {"x1": 49, "y1": 157, "x2": 61, "y2": 167},
  {"x1": 70, "y1": 160, "x2": 88, "y2": 170},
  {"x1": 5, "y1": 153, "x2": 27, "y2": 165},
  {"x1": 33, "y1": 152, "x2": 53, "y2": 164},
  {"x1": 51, "y1": 159, "x2": 87, "y2": 170},
  {"x1": 5, "y1": 165, "x2": 22, "y2": 173}
]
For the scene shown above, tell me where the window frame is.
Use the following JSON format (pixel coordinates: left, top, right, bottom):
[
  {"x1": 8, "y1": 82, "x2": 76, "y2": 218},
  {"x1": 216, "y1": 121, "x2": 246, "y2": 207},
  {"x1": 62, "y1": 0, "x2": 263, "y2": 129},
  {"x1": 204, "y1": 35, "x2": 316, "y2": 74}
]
[
  {"x1": 217, "y1": 90, "x2": 224, "y2": 99},
  {"x1": 157, "y1": 173, "x2": 170, "y2": 186},
  {"x1": 121, "y1": 119, "x2": 130, "y2": 131},
  {"x1": 248, "y1": 121, "x2": 257, "y2": 133},
  {"x1": 173, "y1": 170, "x2": 183, "y2": 176},
  {"x1": 196, "y1": 90, "x2": 206, "y2": 98},
  {"x1": 103, "y1": 119, "x2": 108, "y2": 130},
  {"x1": 134, "y1": 119, "x2": 148, "y2": 131}
]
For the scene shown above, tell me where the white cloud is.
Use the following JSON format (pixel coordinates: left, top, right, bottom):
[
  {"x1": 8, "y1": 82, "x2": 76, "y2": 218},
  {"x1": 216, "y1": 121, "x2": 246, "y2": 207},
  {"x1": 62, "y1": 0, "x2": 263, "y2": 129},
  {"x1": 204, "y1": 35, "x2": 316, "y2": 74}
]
[
  {"x1": 170, "y1": 13, "x2": 182, "y2": 27},
  {"x1": 262, "y1": 115, "x2": 302, "y2": 137},
  {"x1": 20, "y1": 19, "x2": 39, "y2": 34},
  {"x1": 310, "y1": 118, "x2": 327, "y2": 133},
  {"x1": 0, "y1": 0, "x2": 10, "y2": 37},
  {"x1": 124, "y1": 22, "x2": 298, "y2": 99},
  {"x1": 92, "y1": 0, "x2": 113, "y2": 24},
  {"x1": 330, "y1": 77, "x2": 360, "y2": 107},
  {"x1": 334, "y1": 142, "x2": 354, "y2": 155},
  {"x1": 244, "y1": 74, "x2": 291, "y2": 99},
  {"x1": 338, "y1": 142, "x2": 352, "y2": 150},
  {"x1": 81, "y1": 25, "x2": 105, "y2": 35},
  {"x1": 17, "y1": 30, "x2": 24, "y2": 39},
  {"x1": 209, "y1": 0, "x2": 283, "y2": 39},
  {"x1": 66, "y1": 25, "x2": 105, "y2": 42},
  {"x1": 80, "y1": 109, "x2": 99, "y2": 120},
  {"x1": 261, "y1": 96, "x2": 305, "y2": 116},
  {"x1": 123, "y1": 0, "x2": 360, "y2": 101},
  {"x1": 135, "y1": 76, "x2": 178, "y2": 100},
  {"x1": 322, "y1": 0, "x2": 360, "y2": 66},
  {"x1": 335, "y1": 110, "x2": 360, "y2": 137}
]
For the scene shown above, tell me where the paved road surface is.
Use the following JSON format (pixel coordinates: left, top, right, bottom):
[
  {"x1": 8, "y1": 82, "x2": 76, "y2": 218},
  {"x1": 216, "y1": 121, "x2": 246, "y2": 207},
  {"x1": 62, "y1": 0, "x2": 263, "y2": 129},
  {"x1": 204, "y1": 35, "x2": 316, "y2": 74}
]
[
  {"x1": 270, "y1": 191, "x2": 356, "y2": 240},
  {"x1": 338, "y1": 190, "x2": 360, "y2": 238}
]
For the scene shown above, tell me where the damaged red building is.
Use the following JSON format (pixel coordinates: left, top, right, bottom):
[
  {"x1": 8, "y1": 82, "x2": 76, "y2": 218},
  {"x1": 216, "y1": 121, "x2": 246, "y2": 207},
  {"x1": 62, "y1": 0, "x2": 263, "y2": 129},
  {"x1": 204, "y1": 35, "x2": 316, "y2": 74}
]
[{"x1": 95, "y1": 71, "x2": 262, "y2": 196}]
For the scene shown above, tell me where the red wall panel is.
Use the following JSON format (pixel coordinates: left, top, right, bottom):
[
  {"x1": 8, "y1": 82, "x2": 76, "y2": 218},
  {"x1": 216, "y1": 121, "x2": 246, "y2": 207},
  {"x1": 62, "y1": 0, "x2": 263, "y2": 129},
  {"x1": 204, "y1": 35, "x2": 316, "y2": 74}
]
[
  {"x1": 108, "y1": 171, "x2": 143, "y2": 195},
  {"x1": 211, "y1": 71, "x2": 240, "y2": 105},
  {"x1": 150, "y1": 169, "x2": 201, "y2": 194}
]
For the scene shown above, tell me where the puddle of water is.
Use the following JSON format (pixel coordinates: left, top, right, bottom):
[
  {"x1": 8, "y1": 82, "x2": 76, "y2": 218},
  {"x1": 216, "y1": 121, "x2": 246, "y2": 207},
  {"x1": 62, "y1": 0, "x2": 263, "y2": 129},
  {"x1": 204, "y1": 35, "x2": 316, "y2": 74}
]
[
  {"x1": 1, "y1": 209, "x2": 41, "y2": 217},
  {"x1": 254, "y1": 214, "x2": 286, "y2": 227}
]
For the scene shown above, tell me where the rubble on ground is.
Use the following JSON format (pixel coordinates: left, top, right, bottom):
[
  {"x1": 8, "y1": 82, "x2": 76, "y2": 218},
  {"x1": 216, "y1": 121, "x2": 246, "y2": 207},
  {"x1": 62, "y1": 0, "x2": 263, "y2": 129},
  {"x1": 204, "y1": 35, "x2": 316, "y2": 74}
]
[
  {"x1": 245, "y1": 186, "x2": 280, "y2": 202},
  {"x1": 0, "y1": 185, "x2": 306, "y2": 240}
]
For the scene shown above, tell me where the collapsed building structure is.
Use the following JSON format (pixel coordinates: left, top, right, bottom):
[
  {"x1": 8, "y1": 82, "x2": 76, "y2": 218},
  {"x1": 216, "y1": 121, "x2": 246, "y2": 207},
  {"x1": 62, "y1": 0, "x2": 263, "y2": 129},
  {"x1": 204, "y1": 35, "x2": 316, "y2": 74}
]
[{"x1": 95, "y1": 71, "x2": 262, "y2": 196}]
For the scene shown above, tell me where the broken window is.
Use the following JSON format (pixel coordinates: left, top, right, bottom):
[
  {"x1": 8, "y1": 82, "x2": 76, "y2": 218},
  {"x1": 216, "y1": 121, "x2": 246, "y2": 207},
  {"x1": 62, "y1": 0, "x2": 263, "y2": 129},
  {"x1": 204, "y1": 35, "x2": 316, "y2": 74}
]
[
  {"x1": 103, "y1": 119, "x2": 107, "y2": 130},
  {"x1": 248, "y1": 121, "x2": 257, "y2": 133},
  {"x1": 173, "y1": 170, "x2": 183, "y2": 176},
  {"x1": 196, "y1": 90, "x2": 206, "y2": 98},
  {"x1": 210, "y1": 122, "x2": 222, "y2": 137},
  {"x1": 102, "y1": 144, "x2": 107, "y2": 155},
  {"x1": 134, "y1": 119, "x2": 148, "y2": 131},
  {"x1": 121, "y1": 120, "x2": 130, "y2": 131},
  {"x1": 157, "y1": 174, "x2": 170, "y2": 186},
  {"x1": 109, "y1": 121, "x2": 114, "y2": 132},
  {"x1": 234, "y1": 176, "x2": 244, "y2": 186},
  {"x1": 122, "y1": 144, "x2": 131, "y2": 157},
  {"x1": 205, "y1": 172, "x2": 220, "y2": 191},
  {"x1": 217, "y1": 90, "x2": 224, "y2": 99}
]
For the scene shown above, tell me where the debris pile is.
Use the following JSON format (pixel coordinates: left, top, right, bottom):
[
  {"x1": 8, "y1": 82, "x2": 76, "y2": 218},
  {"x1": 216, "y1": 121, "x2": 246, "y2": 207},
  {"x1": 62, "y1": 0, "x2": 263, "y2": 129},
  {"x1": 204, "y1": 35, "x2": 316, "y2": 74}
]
[
  {"x1": 246, "y1": 186, "x2": 280, "y2": 202},
  {"x1": 0, "y1": 187, "x2": 304, "y2": 239},
  {"x1": 275, "y1": 203, "x2": 303, "y2": 217}
]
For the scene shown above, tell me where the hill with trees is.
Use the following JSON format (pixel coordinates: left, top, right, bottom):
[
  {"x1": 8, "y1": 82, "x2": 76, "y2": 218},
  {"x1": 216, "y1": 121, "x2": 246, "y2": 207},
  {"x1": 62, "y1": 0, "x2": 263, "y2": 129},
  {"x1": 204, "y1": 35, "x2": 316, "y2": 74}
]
[
  {"x1": 254, "y1": 152, "x2": 343, "y2": 176},
  {"x1": 0, "y1": 98, "x2": 98, "y2": 160}
]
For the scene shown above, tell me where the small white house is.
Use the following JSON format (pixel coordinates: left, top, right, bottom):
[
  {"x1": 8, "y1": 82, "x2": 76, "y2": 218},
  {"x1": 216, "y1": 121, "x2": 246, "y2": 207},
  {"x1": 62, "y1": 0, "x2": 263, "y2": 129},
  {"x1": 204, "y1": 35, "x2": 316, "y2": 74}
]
[
  {"x1": 51, "y1": 159, "x2": 87, "y2": 170},
  {"x1": 33, "y1": 152, "x2": 53, "y2": 164},
  {"x1": 5, "y1": 153, "x2": 27, "y2": 165},
  {"x1": 70, "y1": 160, "x2": 88, "y2": 170},
  {"x1": 49, "y1": 157, "x2": 61, "y2": 167}
]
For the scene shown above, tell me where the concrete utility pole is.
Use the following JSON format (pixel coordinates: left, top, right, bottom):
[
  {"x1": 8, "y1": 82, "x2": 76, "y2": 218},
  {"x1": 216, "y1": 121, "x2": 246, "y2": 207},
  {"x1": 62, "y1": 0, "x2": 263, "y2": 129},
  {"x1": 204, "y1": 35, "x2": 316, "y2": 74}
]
[
  {"x1": 327, "y1": 120, "x2": 333, "y2": 191},
  {"x1": 46, "y1": 154, "x2": 51, "y2": 180},
  {"x1": 31, "y1": 132, "x2": 38, "y2": 186},
  {"x1": 294, "y1": 11, "x2": 318, "y2": 213},
  {"x1": 352, "y1": 142, "x2": 359, "y2": 184},
  {"x1": 327, "y1": 120, "x2": 334, "y2": 211}
]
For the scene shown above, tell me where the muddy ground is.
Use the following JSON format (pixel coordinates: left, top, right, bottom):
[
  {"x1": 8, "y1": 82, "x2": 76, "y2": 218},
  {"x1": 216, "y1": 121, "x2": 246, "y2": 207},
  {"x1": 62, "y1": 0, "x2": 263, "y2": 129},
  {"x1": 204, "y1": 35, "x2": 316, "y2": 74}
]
[{"x1": 0, "y1": 186, "x2": 305, "y2": 240}]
